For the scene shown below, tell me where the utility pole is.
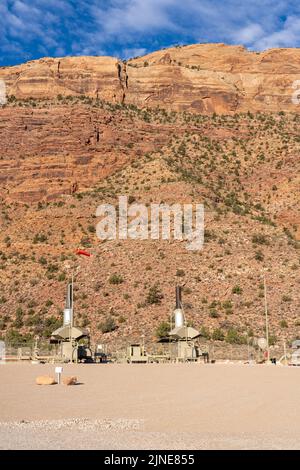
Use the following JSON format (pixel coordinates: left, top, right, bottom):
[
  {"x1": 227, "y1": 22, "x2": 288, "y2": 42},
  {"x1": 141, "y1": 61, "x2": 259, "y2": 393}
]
[
  {"x1": 263, "y1": 274, "x2": 270, "y2": 362},
  {"x1": 71, "y1": 271, "x2": 74, "y2": 362}
]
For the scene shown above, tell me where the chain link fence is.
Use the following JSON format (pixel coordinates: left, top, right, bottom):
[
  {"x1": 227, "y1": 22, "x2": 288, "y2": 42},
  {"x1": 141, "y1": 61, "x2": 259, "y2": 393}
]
[{"x1": 0, "y1": 337, "x2": 293, "y2": 363}]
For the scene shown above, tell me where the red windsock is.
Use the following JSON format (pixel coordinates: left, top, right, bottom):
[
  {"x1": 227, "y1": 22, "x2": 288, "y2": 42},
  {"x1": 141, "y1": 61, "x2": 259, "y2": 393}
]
[{"x1": 76, "y1": 249, "x2": 92, "y2": 257}]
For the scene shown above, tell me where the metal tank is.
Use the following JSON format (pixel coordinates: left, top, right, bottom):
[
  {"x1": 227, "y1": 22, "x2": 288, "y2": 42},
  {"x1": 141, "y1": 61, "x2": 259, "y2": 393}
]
[
  {"x1": 174, "y1": 286, "x2": 184, "y2": 327},
  {"x1": 63, "y1": 283, "x2": 73, "y2": 326}
]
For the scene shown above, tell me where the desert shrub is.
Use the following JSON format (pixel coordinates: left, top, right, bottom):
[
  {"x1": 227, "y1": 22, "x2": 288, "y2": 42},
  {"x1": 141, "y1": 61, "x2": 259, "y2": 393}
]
[
  {"x1": 155, "y1": 321, "x2": 170, "y2": 338},
  {"x1": 13, "y1": 307, "x2": 24, "y2": 328},
  {"x1": 88, "y1": 225, "x2": 96, "y2": 233},
  {"x1": 80, "y1": 315, "x2": 90, "y2": 328},
  {"x1": 80, "y1": 237, "x2": 91, "y2": 247},
  {"x1": 209, "y1": 309, "x2": 219, "y2": 318},
  {"x1": 280, "y1": 319, "x2": 288, "y2": 328},
  {"x1": 25, "y1": 314, "x2": 42, "y2": 327},
  {"x1": 200, "y1": 326, "x2": 211, "y2": 339},
  {"x1": 109, "y1": 274, "x2": 124, "y2": 285},
  {"x1": 98, "y1": 316, "x2": 117, "y2": 333},
  {"x1": 146, "y1": 284, "x2": 164, "y2": 305},
  {"x1": 47, "y1": 263, "x2": 59, "y2": 273},
  {"x1": 5, "y1": 329, "x2": 33, "y2": 346},
  {"x1": 222, "y1": 300, "x2": 232, "y2": 310},
  {"x1": 176, "y1": 269, "x2": 185, "y2": 277},
  {"x1": 252, "y1": 234, "x2": 269, "y2": 245},
  {"x1": 269, "y1": 335, "x2": 277, "y2": 346},
  {"x1": 33, "y1": 233, "x2": 48, "y2": 243},
  {"x1": 43, "y1": 315, "x2": 60, "y2": 331},
  {"x1": 232, "y1": 285, "x2": 243, "y2": 295},
  {"x1": 225, "y1": 328, "x2": 246, "y2": 345},
  {"x1": 255, "y1": 250, "x2": 264, "y2": 261},
  {"x1": 212, "y1": 328, "x2": 225, "y2": 341}
]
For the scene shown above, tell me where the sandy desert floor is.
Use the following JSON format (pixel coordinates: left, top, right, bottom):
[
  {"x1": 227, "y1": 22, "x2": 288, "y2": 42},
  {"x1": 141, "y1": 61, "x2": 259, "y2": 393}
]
[{"x1": 0, "y1": 362, "x2": 300, "y2": 450}]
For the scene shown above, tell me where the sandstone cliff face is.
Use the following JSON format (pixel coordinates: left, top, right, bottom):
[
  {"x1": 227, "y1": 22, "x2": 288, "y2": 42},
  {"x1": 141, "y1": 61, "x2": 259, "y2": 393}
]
[
  {"x1": 0, "y1": 104, "x2": 173, "y2": 202},
  {"x1": 127, "y1": 44, "x2": 300, "y2": 113},
  {"x1": 1, "y1": 44, "x2": 300, "y2": 114},
  {"x1": 0, "y1": 56, "x2": 125, "y2": 103}
]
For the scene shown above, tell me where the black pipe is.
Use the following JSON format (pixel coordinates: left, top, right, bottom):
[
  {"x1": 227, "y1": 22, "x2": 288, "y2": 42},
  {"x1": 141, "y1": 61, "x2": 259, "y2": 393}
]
[
  {"x1": 66, "y1": 283, "x2": 73, "y2": 309},
  {"x1": 175, "y1": 285, "x2": 182, "y2": 309}
]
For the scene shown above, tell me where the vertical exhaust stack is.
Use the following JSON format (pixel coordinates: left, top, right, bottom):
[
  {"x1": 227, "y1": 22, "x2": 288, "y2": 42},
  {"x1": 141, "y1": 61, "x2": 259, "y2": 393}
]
[
  {"x1": 63, "y1": 283, "x2": 73, "y2": 326},
  {"x1": 175, "y1": 285, "x2": 182, "y2": 309},
  {"x1": 174, "y1": 285, "x2": 184, "y2": 328}
]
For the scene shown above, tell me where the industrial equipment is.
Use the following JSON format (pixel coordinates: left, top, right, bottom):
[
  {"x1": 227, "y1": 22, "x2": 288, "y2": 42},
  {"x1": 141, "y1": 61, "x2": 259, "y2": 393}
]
[
  {"x1": 94, "y1": 344, "x2": 108, "y2": 363},
  {"x1": 50, "y1": 282, "x2": 92, "y2": 363},
  {"x1": 290, "y1": 340, "x2": 300, "y2": 366},
  {"x1": 168, "y1": 286, "x2": 208, "y2": 362},
  {"x1": 126, "y1": 344, "x2": 148, "y2": 363}
]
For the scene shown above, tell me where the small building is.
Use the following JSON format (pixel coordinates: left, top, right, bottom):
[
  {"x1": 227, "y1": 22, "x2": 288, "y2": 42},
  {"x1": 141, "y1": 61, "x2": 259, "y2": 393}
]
[
  {"x1": 169, "y1": 326, "x2": 203, "y2": 362},
  {"x1": 50, "y1": 325, "x2": 92, "y2": 363},
  {"x1": 290, "y1": 340, "x2": 300, "y2": 366},
  {"x1": 126, "y1": 344, "x2": 148, "y2": 363}
]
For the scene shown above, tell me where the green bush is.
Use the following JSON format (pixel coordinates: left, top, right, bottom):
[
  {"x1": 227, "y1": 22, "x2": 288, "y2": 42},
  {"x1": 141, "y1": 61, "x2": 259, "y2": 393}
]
[
  {"x1": 269, "y1": 335, "x2": 277, "y2": 346},
  {"x1": 5, "y1": 329, "x2": 33, "y2": 347},
  {"x1": 255, "y1": 250, "x2": 264, "y2": 261},
  {"x1": 146, "y1": 284, "x2": 164, "y2": 305},
  {"x1": 200, "y1": 326, "x2": 211, "y2": 339},
  {"x1": 33, "y1": 233, "x2": 48, "y2": 243},
  {"x1": 209, "y1": 309, "x2": 219, "y2": 318},
  {"x1": 155, "y1": 321, "x2": 170, "y2": 338},
  {"x1": 98, "y1": 316, "x2": 117, "y2": 333},
  {"x1": 212, "y1": 328, "x2": 225, "y2": 341},
  {"x1": 225, "y1": 328, "x2": 246, "y2": 345},
  {"x1": 280, "y1": 319, "x2": 288, "y2": 328},
  {"x1": 109, "y1": 274, "x2": 124, "y2": 285},
  {"x1": 88, "y1": 225, "x2": 96, "y2": 233},
  {"x1": 232, "y1": 285, "x2": 243, "y2": 295}
]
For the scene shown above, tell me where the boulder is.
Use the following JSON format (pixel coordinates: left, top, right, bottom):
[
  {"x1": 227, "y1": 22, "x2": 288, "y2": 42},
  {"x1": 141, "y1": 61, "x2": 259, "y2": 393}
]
[
  {"x1": 36, "y1": 375, "x2": 56, "y2": 385},
  {"x1": 62, "y1": 376, "x2": 77, "y2": 386}
]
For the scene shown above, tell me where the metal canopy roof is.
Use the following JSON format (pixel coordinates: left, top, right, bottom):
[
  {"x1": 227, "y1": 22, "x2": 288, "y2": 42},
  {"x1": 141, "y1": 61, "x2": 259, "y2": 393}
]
[
  {"x1": 51, "y1": 326, "x2": 88, "y2": 341},
  {"x1": 169, "y1": 326, "x2": 200, "y2": 340}
]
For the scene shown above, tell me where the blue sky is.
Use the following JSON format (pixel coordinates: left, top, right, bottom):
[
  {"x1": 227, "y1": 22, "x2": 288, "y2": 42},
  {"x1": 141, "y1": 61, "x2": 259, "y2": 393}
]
[{"x1": 1, "y1": 0, "x2": 300, "y2": 66}]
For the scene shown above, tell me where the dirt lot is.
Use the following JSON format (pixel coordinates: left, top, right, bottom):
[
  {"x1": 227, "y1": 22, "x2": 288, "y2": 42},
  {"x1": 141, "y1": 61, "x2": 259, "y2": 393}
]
[{"x1": 0, "y1": 362, "x2": 299, "y2": 449}]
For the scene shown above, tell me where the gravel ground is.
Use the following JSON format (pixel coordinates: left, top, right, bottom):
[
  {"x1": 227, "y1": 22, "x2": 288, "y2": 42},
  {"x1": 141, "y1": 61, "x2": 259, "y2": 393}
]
[{"x1": 1, "y1": 362, "x2": 300, "y2": 449}]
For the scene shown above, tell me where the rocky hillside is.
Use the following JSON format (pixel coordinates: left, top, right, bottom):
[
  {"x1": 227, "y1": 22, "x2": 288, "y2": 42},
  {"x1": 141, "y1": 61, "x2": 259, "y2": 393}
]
[
  {"x1": 0, "y1": 100, "x2": 299, "y2": 349},
  {"x1": 1, "y1": 44, "x2": 300, "y2": 114},
  {"x1": 0, "y1": 44, "x2": 299, "y2": 350}
]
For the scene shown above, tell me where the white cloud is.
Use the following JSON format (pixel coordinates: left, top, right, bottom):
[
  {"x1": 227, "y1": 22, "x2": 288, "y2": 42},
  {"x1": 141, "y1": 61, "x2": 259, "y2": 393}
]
[
  {"x1": 252, "y1": 15, "x2": 300, "y2": 50},
  {"x1": 232, "y1": 24, "x2": 265, "y2": 44},
  {"x1": 1, "y1": 0, "x2": 300, "y2": 65},
  {"x1": 91, "y1": 0, "x2": 178, "y2": 34},
  {"x1": 122, "y1": 47, "x2": 147, "y2": 59}
]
